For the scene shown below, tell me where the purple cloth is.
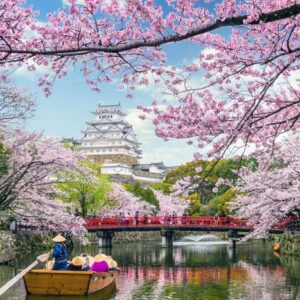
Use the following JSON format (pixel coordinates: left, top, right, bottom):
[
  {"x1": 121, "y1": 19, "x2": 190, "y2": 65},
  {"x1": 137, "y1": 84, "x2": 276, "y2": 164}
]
[{"x1": 89, "y1": 261, "x2": 109, "y2": 273}]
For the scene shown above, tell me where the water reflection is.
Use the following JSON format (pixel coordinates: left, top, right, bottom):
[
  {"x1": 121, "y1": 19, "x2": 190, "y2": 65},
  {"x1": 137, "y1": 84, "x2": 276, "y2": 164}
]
[{"x1": 0, "y1": 241, "x2": 299, "y2": 300}]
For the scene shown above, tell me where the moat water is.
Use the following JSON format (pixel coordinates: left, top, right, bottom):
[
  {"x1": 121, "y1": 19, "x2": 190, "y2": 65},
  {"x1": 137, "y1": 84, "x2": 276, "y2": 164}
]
[{"x1": 0, "y1": 240, "x2": 300, "y2": 300}]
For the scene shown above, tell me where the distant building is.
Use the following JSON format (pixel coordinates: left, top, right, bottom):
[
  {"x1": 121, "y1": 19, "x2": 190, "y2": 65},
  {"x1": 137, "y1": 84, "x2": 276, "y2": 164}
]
[
  {"x1": 81, "y1": 103, "x2": 142, "y2": 165},
  {"x1": 132, "y1": 162, "x2": 168, "y2": 174},
  {"x1": 61, "y1": 138, "x2": 81, "y2": 146},
  {"x1": 80, "y1": 103, "x2": 168, "y2": 183}
]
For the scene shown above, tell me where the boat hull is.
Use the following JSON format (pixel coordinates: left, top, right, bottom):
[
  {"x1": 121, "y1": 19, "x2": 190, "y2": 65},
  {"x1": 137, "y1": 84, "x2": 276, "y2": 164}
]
[{"x1": 23, "y1": 270, "x2": 117, "y2": 296}]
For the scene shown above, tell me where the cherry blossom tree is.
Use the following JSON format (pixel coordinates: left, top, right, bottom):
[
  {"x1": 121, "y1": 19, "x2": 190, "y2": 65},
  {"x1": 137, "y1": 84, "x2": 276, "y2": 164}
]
[
  {"x1": 232, "y1": 134, "x2": 300, "y2": 238},
  {"x1": 100, "y1": 183, "x2": 156, "y2": 216},
  {"x1": 100, "y1": 183, "x2": 188, "y2": 216},
  {"x1": 56, "y1": 161, "x2": 112, "y2": 217},
  {"x1": 0, "y1": 1, "x2": 300, "y2": 157},
  {"x1": 0, "y1": 85, "x2": 35, "y2": 132},
  {"x1": 153, "y1": 190, "x2": 188, "y2": 215},
  {"x1": 0, "y1": 129, "x2": 87, "y2": 238},
  {"x1": 170, "y1": 159, "x2": 255, "y2": 215}
]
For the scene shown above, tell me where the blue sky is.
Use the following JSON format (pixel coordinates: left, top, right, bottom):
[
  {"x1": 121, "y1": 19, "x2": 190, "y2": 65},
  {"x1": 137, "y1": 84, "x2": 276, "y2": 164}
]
[{"x1": 13, "y1": 0, "x2": 218, "y2": 166}]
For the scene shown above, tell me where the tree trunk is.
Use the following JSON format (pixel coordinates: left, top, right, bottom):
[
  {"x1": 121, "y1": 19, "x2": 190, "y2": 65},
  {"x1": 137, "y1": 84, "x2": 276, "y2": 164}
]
[{"x1": 80, "y1": 194, "x2": 87, "y2": 217}]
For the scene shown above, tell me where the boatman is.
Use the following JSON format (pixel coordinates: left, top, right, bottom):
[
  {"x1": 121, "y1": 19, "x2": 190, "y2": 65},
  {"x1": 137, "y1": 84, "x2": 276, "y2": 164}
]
[{"x1": 52, "y1": 234, "x2": 68, "y2": 270}]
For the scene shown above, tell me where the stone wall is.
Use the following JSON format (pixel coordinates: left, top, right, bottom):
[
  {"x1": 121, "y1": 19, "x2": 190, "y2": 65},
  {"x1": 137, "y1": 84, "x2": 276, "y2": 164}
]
[
  {"x1": 280, "y1": 232, "x2": 300, "y2": 256},
  {"x1": 1, "y1": 231, "x2": 74, "y2": 254},
  {"x1": 90, "y1": 154, "x2": 138, "y2": 166},
  {"x1": 0, "y1": 231, "x2": 16, "y2": 263},
  {"x1": 15, "y1": 232, "x2": 54, "y2": 252},
  {"x1": 0, "y1": 231, "x2": 15, "y2": 252}
]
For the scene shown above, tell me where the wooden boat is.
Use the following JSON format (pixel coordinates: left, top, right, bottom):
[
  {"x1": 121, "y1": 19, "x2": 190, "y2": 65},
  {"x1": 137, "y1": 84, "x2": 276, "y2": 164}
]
[{"x1": 23, "y1": 269, "x2": 118, "y2": 296}]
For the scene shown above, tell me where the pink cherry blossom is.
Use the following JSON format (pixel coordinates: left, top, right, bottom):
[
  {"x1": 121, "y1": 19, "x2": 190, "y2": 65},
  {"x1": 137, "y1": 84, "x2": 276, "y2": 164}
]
[
  {"x1": 0, "y1": 2, "x2": 298, "y2": 158},
  {"x1": 1, "y1": 129, "x2": 87, "y2": 241},
  {"x1": 232, "y1": 134, "x2": 300, "y2": 238}
]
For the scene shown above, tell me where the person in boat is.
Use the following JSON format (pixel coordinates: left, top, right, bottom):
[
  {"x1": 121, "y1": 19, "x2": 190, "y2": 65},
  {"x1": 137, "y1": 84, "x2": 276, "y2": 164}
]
[
  {"x1": 80, "y1": 253, "x2": 94, "y2": 269},
  {"x1": 52, "y1": 234, "x2": 68, "y2": 271},
  {"x1": 108, "y1": 258, "x2": 118, "y2": 270},
  {"x1": 89, "y1": 254, "x2": 109, "y2": 273},
  {"x1": 67, "y1": 256, "x2": 89, "y2": 271}
]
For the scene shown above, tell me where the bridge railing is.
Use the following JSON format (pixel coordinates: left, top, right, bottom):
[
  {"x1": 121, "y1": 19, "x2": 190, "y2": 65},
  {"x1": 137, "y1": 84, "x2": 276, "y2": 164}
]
[{"x1": 84, "y1": 216, "x2": 253, "y2": 229}]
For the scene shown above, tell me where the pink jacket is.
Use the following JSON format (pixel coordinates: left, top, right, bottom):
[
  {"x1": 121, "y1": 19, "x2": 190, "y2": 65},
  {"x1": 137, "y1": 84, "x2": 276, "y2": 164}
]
[{"x1": 89, "y1": 261, "x2": 109, "y2": 273}]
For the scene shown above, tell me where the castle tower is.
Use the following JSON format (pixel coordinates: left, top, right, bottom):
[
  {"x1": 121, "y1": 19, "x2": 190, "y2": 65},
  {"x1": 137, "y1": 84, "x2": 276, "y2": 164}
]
[{"x1": 80, "y1": 103, "x2": 142, "y2": 166}]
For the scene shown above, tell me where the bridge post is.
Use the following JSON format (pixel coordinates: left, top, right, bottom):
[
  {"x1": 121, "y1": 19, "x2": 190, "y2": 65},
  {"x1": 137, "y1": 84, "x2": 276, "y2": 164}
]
[
  {"x1": 161, "y1": 230, "x2": 174, "y2": 247},
  {"x1": 229, "y1": 238, "x2": 237, "y2": 249},
  {"x1": 97, "y1": 231, "x2": 114, "y2": 248},
  {"x1": 228, "y1": 230, "x2": 238, "y2": 249}
]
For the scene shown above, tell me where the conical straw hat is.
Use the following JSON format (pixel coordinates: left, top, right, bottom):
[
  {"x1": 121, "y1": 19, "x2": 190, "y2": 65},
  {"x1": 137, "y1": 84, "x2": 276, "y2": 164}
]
[
  {"x1": 72, "y1": 256, "x2": 84, "y2": 267},
  {"x1": 109, "y1": 260, "x2": 118, "y2": 268},
  {"x1": 52, "y1": 234, "x2": 66, "y2": 243},
  {"x1": 94, "y1": 254, "x2": 109, "y2": 262}
]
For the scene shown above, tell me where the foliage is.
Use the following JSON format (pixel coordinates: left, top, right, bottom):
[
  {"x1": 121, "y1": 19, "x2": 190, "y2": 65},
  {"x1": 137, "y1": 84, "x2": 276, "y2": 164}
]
[
  {"x1": 101, "y1": 183, "x2": 156, "y2": 216},
  {"x1": 1, "y1": 1, "x2": 300, "y2": 238},
  {"x1": 0, "y1": 2, "x2": 299, "y2": 160},
  {"x1": 0, "y1": 86, "x2": 87, "y2": 240},
  {"x1": 0, "y1": 139, "x2": 10, "y2": 176},
  {"x1": 56, "y1": 160, "x2": 112, "y2": 217},
  {"x1": 153, "y1": 190, "x2": 189, "y2": 215},
  {"x1": 124, "y1": 182, "x2": 159, "y2": 209},
  {"x1": 206, "y1": 188, "x2": 242, "y2": 217},
  {"x1": 188, "y1": 193, "x2": 209, "y2": 216},
  {"x1": 0, "y1": 130, "x2": 87, "y2": 239},
  {"x1": 149, "y1": 182, "x2": 172, "y2": 195},
  {"x1": 232, "y1": 134, "x2": 300, "y2": 238},
  {"x1": 170, "y1": 158, "x2": 256, "y2": 216}
]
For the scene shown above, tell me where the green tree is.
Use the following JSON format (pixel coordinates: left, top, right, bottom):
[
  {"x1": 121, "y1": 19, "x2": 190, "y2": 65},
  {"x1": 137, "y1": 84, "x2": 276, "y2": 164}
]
[
  {"x1": 56, "y1": 161, "x2": 112, "y2": 217},
  {"x1": 164, "y1": 158, "x2": 257, "y2": 216},
  {"x1": 124, "y1": 182, "x2": 159, "y2": 209},
  {"x1": 207, "y1": 188, "x2": 242, "y2": 216},
  {"x1": 0, "y1": 140, "x2": 10, "y2": 176},
  {"x1": 149, "y1": 182, "x2": 172, "y2": 195}
]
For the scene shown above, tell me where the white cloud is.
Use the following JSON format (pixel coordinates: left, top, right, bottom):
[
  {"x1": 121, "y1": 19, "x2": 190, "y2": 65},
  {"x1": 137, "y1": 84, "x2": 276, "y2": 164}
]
[
  {"x1": 126, "y1": 107, "x2": 195, "y2": 166},
  {"x1": 14, "y1": 59, "x2": 50, "y2": 78},
  {"x1": 62, "y1": 0, "x2": 86, "y2": 6},
  {"x1": 62, "y1": 0, "x2": 126, "y2": 8}
]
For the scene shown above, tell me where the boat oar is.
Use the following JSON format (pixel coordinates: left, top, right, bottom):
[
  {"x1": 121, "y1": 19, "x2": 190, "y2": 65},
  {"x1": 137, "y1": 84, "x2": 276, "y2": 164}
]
[{"x1": 0, "y1": 252, "x2": 50, "y2": 296}]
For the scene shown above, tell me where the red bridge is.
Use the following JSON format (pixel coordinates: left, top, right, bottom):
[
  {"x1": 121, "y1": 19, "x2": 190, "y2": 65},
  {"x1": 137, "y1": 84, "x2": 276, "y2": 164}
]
[
  {"x1": 84, "y1": 215, "x2": 288, "y2": 231},
  {"x1": 85, "y1": 216, "x2": 250, "y2": 230},
  {"x1": 84, "y1": 215, "x2": 290, "y2": 247}
]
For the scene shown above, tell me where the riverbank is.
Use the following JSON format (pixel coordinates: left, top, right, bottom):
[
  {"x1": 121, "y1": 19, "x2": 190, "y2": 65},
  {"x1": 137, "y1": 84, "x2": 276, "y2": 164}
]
[
  {"x1": 0, "y1": 231, "x2": 16, "y2": 264},
  {"x1": 0, "y1": 231, "x2": 60, "y2": 263},
  {"x1": 281, "y1": 232, "x2": 300, "y2": 257}
]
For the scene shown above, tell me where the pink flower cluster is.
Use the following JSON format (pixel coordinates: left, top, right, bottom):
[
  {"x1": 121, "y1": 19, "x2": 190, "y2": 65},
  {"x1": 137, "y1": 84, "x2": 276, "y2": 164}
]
[
  {"x1": 232, "y1": 134, "x2": 300, "y2": 238},
  {"x1": 1, "y1": 129, "x2": 87, "y2": 240}
]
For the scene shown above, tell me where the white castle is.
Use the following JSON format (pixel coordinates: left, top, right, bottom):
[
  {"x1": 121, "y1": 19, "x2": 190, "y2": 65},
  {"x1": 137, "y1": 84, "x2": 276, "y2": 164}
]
[{"x1": 80, "y1": 103, "x2": 168, "y2": 183}]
